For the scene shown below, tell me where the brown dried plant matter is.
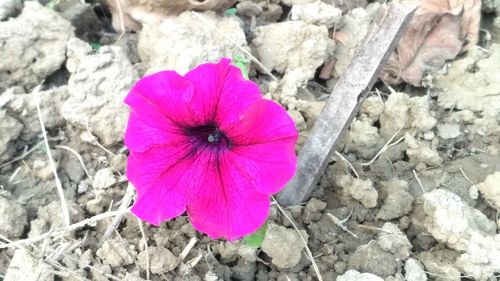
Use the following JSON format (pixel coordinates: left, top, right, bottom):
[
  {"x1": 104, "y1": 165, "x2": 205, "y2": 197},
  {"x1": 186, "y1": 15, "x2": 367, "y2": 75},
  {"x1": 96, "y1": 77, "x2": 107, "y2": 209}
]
[
  {"x1": 106, "y1": 0, "x2": 236, "y2": 32},
  {"x1": 380, "y1": 0, "x2": 481, "y2": 86}
]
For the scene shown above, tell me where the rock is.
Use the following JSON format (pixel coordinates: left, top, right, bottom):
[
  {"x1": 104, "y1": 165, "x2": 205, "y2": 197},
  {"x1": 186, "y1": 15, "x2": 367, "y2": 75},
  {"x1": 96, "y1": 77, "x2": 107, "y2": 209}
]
[
  {"x1": 97, "y1": 239, "x2": 136, "y2": 268},
  {"x1": 253, "y1": 20, "x2": 330, "y2": 77},
  {"x1": 0, "y1": 2, "x2": 74, "y2": 90},
  {"x1": 2, "y1": 86, "x2": 68, "y2": 139},
  {"x1": 437, "y1": 123, "x2": 461, "y2": 139},
  {"x1": 292, "y1": 100, "x2": 325, "y2": 125},
  {"x1": 377, "y1": 179, "x2": 414, "y2": 220},
  {"x1": 0, "y1": 0, "x2": 22, "y2": 20},
  {"x1": 344, "y1": 115, "x2": 385, "y2": 159},
  {"x1": 360, "y1": 96, "x2": 384, "y2": 122},
  {"x1": 138, "y1": 11, "x2": 247, "y2": 75},
  {"x1": 404, "y1": 258, "x2": 427, "y2": 281},
  {"x1": 253, "y1": 21, "x2": 332, "y2": 103},
  {"x1": 436, "y1": 44, "x2": 500, "y2": 114},
  {"x1": 379, "y1": 92, "x2": 437, "y2": 140},
  {"x1": 232, "y1": 259, "x2": 256, "y2": 281},
  {"x1": 421, "y1": 189, "x2": 500, "y2": 279},
  {"x1": 281, "y1": 0, "x2": 316, "y2": 5},
  {"x1": 290, "y1": 1, "x2": 342, "y2": 28},
  {"x1": 348, "y1": 242, "x2": 397, "y2": 277},
  {"x1": 261, "y1": 224, "x2": 307, "y2": 268},
  {"x1": 32, "y1": 159, "x2": 56, "y2": 181},
  {"x1": 63, "y1": 38, "x2": 138, "y2": 146},
  {"x1": 405, "y1": 133, "x2": 442, "y2": 167},
  {"x1": 418, "y1": 250, "x2": 461, "y2": 281},
  {"x1": 92, "y1": 168, "x2": 116, "y2": 189},
  {"x1": 28, "y1": 201, "x2": 84, "y2": 237},
  {"x1": 336, "y1": 175, "x2": 378, "y2": 208},
  {"x1": 124, "y1": 273, "x2": 146, "y2": 281},
  {"x1": 288, "y1": 110, "x2": 307, "y2": 132},
  {"x1": 376, "y1": 223, "x2": 412, "y2": 261},
  {"x1": 468, "y1": 112, "x2": 500, "y2": 137},
  {"x1": 303, "y1": 198, "x2": 327, "y2": 223},
  {"x1": 217, "y1": 241, "x2": 240, "y2": 263},
  {"x1": 337, "y1": 270, "x2": 383, "y2": 281},
  {"x1": 482, "y1": 0, "x2": 500, "y2": 12},
  {"x1": 58, "y1": 0, "x2": 102, "y2": 39},
  {"x1": 238, "y1": 244, "x2": 257, "y2": 263},
  {"x1": 333, "y1": 7, "x2": 370, "y2": 76},
  {"x1": 0, "y1": 196, "x2": 27, "y2": 239},
  {"x1": 261, "y1": 3, "x2": 283, "y2": 22},
  {"x1": 137, "y1": 246, "x2": 178, "y2": 274},
  {"x1": 474, "y1": 171, "x2": 500, "y2": 208},
  {"x1": 0, "y1": 110, "x2": 22, "y2": 158},
  {"x1": 236, "y1": 1, "x2": 262, "y2": 18},
  {"x1": 4, "y1": 248, "x2": 54, "y2": 281}
]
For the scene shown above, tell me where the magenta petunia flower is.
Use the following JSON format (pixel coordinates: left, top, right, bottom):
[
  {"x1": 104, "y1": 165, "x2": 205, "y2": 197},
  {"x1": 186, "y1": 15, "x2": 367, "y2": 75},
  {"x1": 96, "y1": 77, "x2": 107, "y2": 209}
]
[{"x1": 124, "y1": 58, "x2": 298, "y2": 240}]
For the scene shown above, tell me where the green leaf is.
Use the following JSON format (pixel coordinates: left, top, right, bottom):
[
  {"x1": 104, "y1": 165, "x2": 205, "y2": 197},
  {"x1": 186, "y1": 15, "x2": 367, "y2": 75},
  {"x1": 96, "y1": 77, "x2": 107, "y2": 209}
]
[
  {"x1": 224, "y1": 7, "x2": 238, "y2": 16},
  {"x1": 243, "y1": 221, "x2": 268, "y2": 248},
  {"x1": 90, "y1": 42, "x2": 101, "y2": 51},
  {"x1": 232, "y1": 55, "x2": 249, "y2": 80}
]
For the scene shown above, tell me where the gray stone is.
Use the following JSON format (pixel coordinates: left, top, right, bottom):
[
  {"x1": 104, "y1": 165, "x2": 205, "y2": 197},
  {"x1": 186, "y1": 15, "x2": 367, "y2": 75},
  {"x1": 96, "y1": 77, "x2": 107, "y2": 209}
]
[
  {"x1": 0, "y1": 2, "x2": 74, "y2": 90},
  {"x1": 404, "y1": 258, "x2": 427, "y2": 281},
  {"x1": 92, "y1": 168, "x2": 116, "y2": 189},
  {"x1": 0, "y1": 110, "x2": 22, "y2": 158},
  {"x1": 2, "y1": 86, "x2": 68, "y2": 139},
  {"x1": 0, "y1": 0, "x2": 22, "y2": 20},
  {"x1": 0, "y1": 196, "x2": 27, "y2": 239},
  {"x1": 377, "y1": 179, "x2": 414, "y2": 220},
  {"x1": 337, "y1": 270, "x2": 383, "y2": 281},
  {"x1": 290, "y1": 1, "x2": 342, "y2": 28},
  {"x1": 4, "y1": 248, "x2": 54, "y2": 281},
  {"x1": 261, "y1": 224, "x2": 308, "y2": 268},
  {"x1": 348, "y1": 242, "x2": 397, "y2": 278},
  {"x1": 377, "y1": 223, "x2": 412, "y2": 261},
  {"x1": 97, "y1": 239, "x2": 136, "y2": 268},
  {"x1": 138, "y1": 11, "x2": 248, "y2": 75},
  {"x1": 63, "y1": 38, "x2": 138, "y2": 145},
  {"x1": 437, "y1": 123, "x2": 461, "y2": 139},
  {"x1": 236, "y1": 1, "x2": 262, "y2": 17},
  {"x1": 137, "y1": 246, "x2": 178, "y2": 274}
]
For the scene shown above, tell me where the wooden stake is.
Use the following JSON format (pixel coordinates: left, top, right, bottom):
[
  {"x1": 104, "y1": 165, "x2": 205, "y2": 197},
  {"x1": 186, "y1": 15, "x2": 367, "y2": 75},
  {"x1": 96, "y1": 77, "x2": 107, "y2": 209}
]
[{"x1": 277, "y1": 2, "x2": 417, "y2": 206}]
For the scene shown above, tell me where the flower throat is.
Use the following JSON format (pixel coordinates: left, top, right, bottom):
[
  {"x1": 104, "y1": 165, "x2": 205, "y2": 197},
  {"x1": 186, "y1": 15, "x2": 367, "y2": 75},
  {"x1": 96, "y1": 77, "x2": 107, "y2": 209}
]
[{"x1": 185, "y1": 124, "x2": 231, "y2": 151}]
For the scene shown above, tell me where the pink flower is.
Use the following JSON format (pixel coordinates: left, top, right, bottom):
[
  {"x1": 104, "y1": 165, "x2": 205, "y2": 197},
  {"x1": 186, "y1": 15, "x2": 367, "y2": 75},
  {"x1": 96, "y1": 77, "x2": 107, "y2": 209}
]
[{"x1": 124, "y1": 58, "x2": 298, "y2": 240}]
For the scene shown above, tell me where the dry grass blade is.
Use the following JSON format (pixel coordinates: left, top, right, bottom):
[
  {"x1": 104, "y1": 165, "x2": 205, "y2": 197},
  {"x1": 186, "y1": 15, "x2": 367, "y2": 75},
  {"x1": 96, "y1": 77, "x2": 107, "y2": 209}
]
[
  {"x1": 335, "y1": 151, "x2": 360, "y2": 178},
  {"x1": 35, "y1": 85, "x2": 70, "y2": 228},
  {"x1": 55, "y1": 145, "x2": 90, "y2": 178},
  {"x1": 137, "y1": 218, "x2": 150, "y2": 280},
  {"x1": 100, "y1": 183, "x2": 135, "y2": 244},
  {"x1": 361, "y1": 124, "x2": 405, "y2": 166},
  {"x1": 0, "y1": 141, "x2": 43, "y2": 169},
  {"x1": 272, "y1": 197, "x2": 323, "y2": 281}
]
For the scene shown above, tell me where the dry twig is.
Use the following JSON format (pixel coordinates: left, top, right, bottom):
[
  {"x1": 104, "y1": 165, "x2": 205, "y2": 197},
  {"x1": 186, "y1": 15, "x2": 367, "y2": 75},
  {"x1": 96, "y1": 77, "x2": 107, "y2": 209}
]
[
  {"x1": 35, "y1": 86, "x2": 70, "y2": 228},
  {"x1": 272, "y1": 197, "x2": 323, "y2": 281}
]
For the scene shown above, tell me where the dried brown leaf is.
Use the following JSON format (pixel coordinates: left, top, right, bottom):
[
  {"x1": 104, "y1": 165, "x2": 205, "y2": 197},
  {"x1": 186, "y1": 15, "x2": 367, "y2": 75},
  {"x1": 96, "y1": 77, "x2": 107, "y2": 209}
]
[
  {"x1": 106, "y1": 0, "x2": 236, "y2": 32},
  {"x1": 380, "y1": 0, "x2": 481, "y2": 86}
]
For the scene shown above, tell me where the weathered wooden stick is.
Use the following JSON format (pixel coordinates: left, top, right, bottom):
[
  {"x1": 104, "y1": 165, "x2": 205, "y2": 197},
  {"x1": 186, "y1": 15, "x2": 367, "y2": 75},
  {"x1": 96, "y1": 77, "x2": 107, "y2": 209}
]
[{"x1": 277, "y1": 2, "x2": 416, "y2": 206}]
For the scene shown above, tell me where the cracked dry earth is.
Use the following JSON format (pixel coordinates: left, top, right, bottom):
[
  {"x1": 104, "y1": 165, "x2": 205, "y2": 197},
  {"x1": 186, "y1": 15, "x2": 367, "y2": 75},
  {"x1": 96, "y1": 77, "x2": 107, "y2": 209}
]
[{"x1": 1, "y1": 0, "x2": 500, "y2": 280}]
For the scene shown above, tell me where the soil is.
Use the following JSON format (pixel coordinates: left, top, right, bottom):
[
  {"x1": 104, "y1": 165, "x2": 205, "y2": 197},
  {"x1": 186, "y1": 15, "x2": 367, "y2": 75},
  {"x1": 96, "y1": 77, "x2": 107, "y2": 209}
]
[{"x1": 1, "y1": 0, "x2": 499, "y2": 280}]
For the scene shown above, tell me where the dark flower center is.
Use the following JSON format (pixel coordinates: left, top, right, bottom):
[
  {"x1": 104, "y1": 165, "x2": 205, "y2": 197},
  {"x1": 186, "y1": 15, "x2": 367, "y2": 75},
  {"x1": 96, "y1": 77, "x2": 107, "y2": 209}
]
[{"x1": 185, "y1": 124, "x2": 231, "y2": 152}]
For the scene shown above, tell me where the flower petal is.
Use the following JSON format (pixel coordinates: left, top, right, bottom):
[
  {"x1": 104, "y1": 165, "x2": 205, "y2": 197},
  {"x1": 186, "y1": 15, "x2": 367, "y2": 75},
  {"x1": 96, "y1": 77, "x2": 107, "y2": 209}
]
[
  {"x1": 184, "y1": 58, "x2": 262, "y2": 128},
  {"x1": 187, "y1": 152, "x2": 270, "y2": 240},
  {"x1": 124, "y1": 71, "x2": 196, "y2": 152},
  {"x1": 127, "y1": 142, "x2": 203, "y2": 226},
  {"x1": 225, "y1": 99, "x2": 298, "y2": 194}
]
